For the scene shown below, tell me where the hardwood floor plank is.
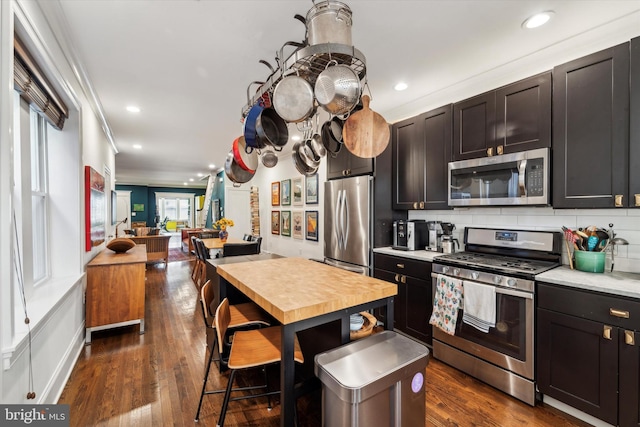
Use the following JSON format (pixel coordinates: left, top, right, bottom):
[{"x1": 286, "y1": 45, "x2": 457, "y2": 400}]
[{"x1": 59, "y1": 259, "x2": 592, "y2": 427}]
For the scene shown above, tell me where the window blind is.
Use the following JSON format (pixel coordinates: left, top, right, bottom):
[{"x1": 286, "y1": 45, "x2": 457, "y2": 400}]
[{"x1": 13, "y1": 36, "x2": 68, "y2": 130}]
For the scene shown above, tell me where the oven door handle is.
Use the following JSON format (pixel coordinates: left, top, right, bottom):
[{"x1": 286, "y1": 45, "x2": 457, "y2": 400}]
[{"x1": 431, "y1": 273, "x2": 533, "y2": 300}]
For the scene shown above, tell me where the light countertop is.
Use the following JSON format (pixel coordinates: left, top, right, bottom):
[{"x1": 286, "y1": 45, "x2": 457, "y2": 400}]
[
  {"x1": 373, "y1": 247, "x2": 443, "y2": 262},
  {"x1": 536, "y1": 266, "x2": 640, "y2": 300}
]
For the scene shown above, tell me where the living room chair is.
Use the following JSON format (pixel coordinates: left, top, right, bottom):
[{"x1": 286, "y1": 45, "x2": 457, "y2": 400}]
[
  {"x1": 222, "y1": 241, "x2": 260, "y2": 257},
  {"x1": 204, "y1": 298, "x2": 304, "y2": 427}
]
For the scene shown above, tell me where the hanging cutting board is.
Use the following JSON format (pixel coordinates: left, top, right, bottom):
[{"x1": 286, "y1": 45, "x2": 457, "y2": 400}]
[{"x1": 342, "y1": 95, "x2": 390, "y2": 158}]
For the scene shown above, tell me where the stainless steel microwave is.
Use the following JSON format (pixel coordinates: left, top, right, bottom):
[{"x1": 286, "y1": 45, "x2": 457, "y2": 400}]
[{"x1": 448, "y1": 148, "x2": 550, "y2": 207}]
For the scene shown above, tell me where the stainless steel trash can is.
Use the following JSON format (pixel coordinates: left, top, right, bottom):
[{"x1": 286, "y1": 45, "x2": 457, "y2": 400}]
[{"x1": 314, "y1": 331, "x2": 429, "y2": 427}]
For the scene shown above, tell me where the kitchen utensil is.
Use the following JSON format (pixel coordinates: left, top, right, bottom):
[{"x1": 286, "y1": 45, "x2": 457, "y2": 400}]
[
  {"x1": 305, "y1": 0, "x2": 353, "y2": 46},
  {"x1": 224, "y1": 150, "x2": 254, "y2": 185},
  {"x1": 321, "y1": 117, "x2": 343, "y2": 155},
  {"x1": 256, "y1": 107, "x2": 289, "y2": 150},
  {"x1": 232, "y1": 136, "x2": 258, "y2": 173},
  {"x1": 314, "y1": 61, "x2": 361, "y2": 116},
  {"x1": 441, "y1": 235, "x2": 459, "y2": 254},
  {"x1": 243, "y1": 102, "x2": 267, "y2": 151},
  {"x1": 609, "y1": 236, "x2": 629, "y2": 272},
  {"x1": 309, "y1": 132, "x2": 327, "y2": 158},
  {"x1": 272, "y1": 71, "x2": 315, "y2": 123},
  {"x1": 561, "y1": 226, "x2": 575, "y2": 269},
  {"x1": 574, "y1": 250, "x2": 605, "y2": 273},
  {"x1": 260, "y1": 149, "x2": 278, "y2": 168},
  {"x1": 342, "y1": 95, "x2": 390, "y2": 158}
]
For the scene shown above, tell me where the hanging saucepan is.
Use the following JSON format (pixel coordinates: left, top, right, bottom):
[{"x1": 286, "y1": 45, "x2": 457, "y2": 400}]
[
  {"x1": 305, "y1": 0, "x2": 353, "y2": 46},
  {"x1": 260, "y1": 149, "x2": 278, "y2": 168},
  {"x1": 321, "y1": 116, "x2": 343, "y2": 155},
  {"x1": 273, "y1": 70, "x2": 316, "y2": 123},
  {"x1": 342, "y1": 95, "x2": 390, "y2": 158},
  {"x1": 256, "y1": 108, "x2": 289, "y2": 150},
  {"x1": 299, "y1": 138, "x2": 321, "y2": 168},
  {"x1": 292, "y1": 140, "x2": 318, "y2": 176},
  {"x1": 314, "y1": 61, "x2": 361, "y2": 116},
  {"x1": 307, "y1": 115, "x2": 326, "y2": 158},
  {"x1": 224, "y1": 150, "x2": 254, "y2": 186},
  {"x1": 232, "y1": 136, "x2": 258, "y2": 173},
  {"x1": 243, "y1": 81, "x2": 269, "y2": 151}
]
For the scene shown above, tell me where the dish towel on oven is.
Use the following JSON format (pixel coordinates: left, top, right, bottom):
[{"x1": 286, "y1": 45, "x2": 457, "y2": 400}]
[
  {"x1": 462, "y1": 280, "x2": 496, "y2": 333},
  {"x1": 429, "y1": 274, "x2": 463, "y2": 335}
]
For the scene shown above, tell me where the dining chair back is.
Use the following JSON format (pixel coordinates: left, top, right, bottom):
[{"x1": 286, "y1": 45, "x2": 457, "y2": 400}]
[{"x1": 222, "y1": 241, "x2": 260, "y2": 257}]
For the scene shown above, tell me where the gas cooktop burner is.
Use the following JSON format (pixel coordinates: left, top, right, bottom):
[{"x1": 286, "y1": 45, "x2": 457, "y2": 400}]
[{"x1": 436, "y1": 252, "x2": 559, "y2": 276}]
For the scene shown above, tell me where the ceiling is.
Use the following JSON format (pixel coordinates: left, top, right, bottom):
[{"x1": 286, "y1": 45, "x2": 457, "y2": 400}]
[{"x1": 51, "y1": 0, "x2": 640, "y2": 188}]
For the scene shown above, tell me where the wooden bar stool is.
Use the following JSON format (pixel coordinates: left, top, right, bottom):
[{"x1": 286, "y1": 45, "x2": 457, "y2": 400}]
[{"x1": 195, "y1": 283, "x2": 272, "y2": 422}]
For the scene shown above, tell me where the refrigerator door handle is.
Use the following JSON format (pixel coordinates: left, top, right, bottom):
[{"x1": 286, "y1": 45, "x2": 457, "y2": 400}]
[
  {"x1": 335, "y1": 189, "x2": 344, "y2": 249},
  {"x1": 342, "y1": 190, "x2": 349, "y2": 250}
]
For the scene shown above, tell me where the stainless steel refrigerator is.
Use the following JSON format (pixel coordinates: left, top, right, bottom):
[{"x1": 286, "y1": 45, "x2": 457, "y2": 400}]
[{"x1": 324, "y1": 175, "x2": 372, "y2": 275}]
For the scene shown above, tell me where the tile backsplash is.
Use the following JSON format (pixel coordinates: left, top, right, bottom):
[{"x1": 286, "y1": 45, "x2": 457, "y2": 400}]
[{"x1": 408, "y1": 207, "x2": 640, "y2": 274}]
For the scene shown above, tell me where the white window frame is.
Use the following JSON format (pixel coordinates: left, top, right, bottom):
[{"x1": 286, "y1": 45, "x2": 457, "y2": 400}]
[{"x1": 30, "y1": 108, "x2": 49, "y2": 284}]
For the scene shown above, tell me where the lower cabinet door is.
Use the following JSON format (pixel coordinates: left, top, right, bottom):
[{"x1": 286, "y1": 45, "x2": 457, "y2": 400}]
[
  {"x1": 619, "y1": 329, "x2": 640, "y2": 427},
  {"x1": 373, "y1": 268, "x2": 406, "y2": 331},
  {"x1": 404, "y1": 276, "x2": 432, "y2": 344},
  {"x1": 537, "y1": 308, "x2": 618, "y2": 425}
]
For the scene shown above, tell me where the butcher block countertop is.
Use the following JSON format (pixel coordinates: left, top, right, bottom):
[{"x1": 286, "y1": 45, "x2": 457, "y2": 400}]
[{"x1": 216, "y1": 257, "x2": 397, "y2": 325}]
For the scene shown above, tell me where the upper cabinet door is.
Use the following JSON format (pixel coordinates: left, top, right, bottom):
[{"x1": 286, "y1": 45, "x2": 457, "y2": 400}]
[
  {"x1": 496, "y1": 72, "x2": 551, "y2": 155},
  {"x1": 392, "y1": 116, "x2": 424, "y2": 209},
  {"x1": 552, "y1": 43, "x2": 630, "y2": 208},
  {"x1": 422, "y1": 105, "x2": 452, "y2": 210},
  {"x1": 630, "y1": 36, "x2": 640, "y2": 208},
  {"x1": 452, "y1": 92, "x2": 496, "y2": 160}
]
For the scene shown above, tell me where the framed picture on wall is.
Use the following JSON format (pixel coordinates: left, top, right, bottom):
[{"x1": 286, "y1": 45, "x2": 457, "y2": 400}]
[
  {"x1": 292, "y1": 211, "x2": 303, "y2": 239},
  {"x1": 305, "y1": 174, "x2": 318, "y2": 204},
  {"x1": 84, "y1": 166, "x2": 106, "y2": 251},
  {"x1": 281, "y1": 179, "x2": 291, "y2": 206},
  {"x1": 281, "y1": 210, "x2": 291, "y2": 237},
  {"x1": 292, "y1": 177, "x2": 303, "y2": 206},
  {"x1": 271, "y1": 211, "x2": 280, "y2": 235},
  {"x1": 305, "y1": 210, "x2": 318, "y2": 241},
  {"x1": 271, "y1": 182, "x2": 280, "y2": 206}
]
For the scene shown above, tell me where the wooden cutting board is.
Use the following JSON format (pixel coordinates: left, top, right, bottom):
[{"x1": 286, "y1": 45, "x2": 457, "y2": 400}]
[{"x1": 342, "y1": 95, "x2": 390, "y2": 158}]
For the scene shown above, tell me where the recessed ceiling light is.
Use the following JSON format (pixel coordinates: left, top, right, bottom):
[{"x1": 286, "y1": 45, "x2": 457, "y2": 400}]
[
  {"x1": 197, "y1": 173, "x2": 204, "y2": 177},
  {"x1": 208, "y1": 164, "x2": 216, "y2": 169},
  {"x1": 394, "y1": 82, "x2": 408, "y2": 91},
  {"x1": 291, "y1": 135, "x2": 301, "y2": 141},
  {"x1": 126, "y1": 105, "x2": 141, "y2": 113},
  {"x1": 522, "y1": 11, "x2": 554, "y2": 29},
  {"x1": 183, "y1": 182, "x2": 188, "y2": 186},
  {"x1": 189, "y1": 178, "x2": 194, "y2": 182},
  {"x1": 133, "y1": 144, "x2": 142, "y2": 149}
]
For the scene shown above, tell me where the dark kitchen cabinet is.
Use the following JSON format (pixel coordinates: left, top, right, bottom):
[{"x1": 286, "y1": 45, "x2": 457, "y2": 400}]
[
  {"x1": 552, "y1": 43, "x2": 630, "y2": 208},
  {"x1": 326, "y1": 144, "x2": 374, "y2": 180},
  {"x1": 537, "y1": 282, "x2": 640, "y2": 426},
  {"x1": 630, "y1": 36, "x2": 640, "y2": 209},
  {"x1": 452, "y1": 72, "x2": 551, "y2": 161},
  {"x1": 392, "y1": 104, "x2": 451, "y2": 210},
  {"x1": 374, "y1": 253, "x2": 432, "y2": 344}
]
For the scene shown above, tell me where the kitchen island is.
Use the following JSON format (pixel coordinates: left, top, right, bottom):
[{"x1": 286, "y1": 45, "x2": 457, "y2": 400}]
[{"x1": 216, "y1": 257, "x2": 397, "y2": 427}]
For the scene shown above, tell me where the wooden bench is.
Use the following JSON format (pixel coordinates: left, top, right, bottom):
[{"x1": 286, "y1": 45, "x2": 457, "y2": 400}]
[{"x1": 130, "y1": 235, "x2": 171, "y2": 265}]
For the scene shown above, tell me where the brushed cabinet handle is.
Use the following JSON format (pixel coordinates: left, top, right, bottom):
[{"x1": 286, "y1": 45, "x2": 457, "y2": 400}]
[
  {"x1": 610, "y1": 308, "x2": 630, "y2": 319},
  {"x1": 603, "y1": 325, "x2": 612, "y2": 340},
  {"x1": 419, "y1": 201, "x2": 425, "y2": 209},
  {"x1": 400, "y1": 275, "x2": 406, "y2": 284},
  {"x1": 413, "y1": 202, "x2": 418, "y2": 209},
  {"x1": 625, "y1": 330, "x2": 635, "y2": 346},
  {"x1": 396, "y1": 263, "x2": 405, "y2": 269},
  {"x1": 635, "y1": 194, "x2": 640, "y2": 207},
  {"x1": 615, "y1": 194, "x2": 623, "y2": 207},
  {"x1": 496, "y1": 145, "x2": 504, "y2": 155},
  {"x1": 487, "y1": 147, "x2": 494, "y2": 156},
  {"x1": 395, "y1": 274, "x2": 400, "y2": 282}
]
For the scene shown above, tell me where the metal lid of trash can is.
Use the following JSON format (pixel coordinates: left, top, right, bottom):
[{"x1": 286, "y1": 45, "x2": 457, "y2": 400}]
[{"x1": 314, "y1": 331, "x2": 429, "y2": 404}]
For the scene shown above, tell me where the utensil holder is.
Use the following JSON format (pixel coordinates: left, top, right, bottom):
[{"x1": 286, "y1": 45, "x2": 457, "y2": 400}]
[{"x1": 574, "y1": 250, "x2": 605, "y2": 273}]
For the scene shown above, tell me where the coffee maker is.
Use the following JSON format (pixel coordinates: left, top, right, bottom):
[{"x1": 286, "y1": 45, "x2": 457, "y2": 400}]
[
  {"x1": 426, "y1": 221, "x2": 442, "y2": 252},
  {"x1": 441, "y1": 222, "x2": 460, "y2": 253}
]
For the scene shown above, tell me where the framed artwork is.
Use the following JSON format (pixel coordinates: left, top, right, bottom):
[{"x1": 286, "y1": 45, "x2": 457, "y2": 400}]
[
  {"x1": 305, "y1": 210, "x2": 319, "y2": 241},
  {"x1": 271, "y1": 211, "x2": 280, "y2": 235},
  {"x1": 281, "y1": 210, "x2": 291, "y2": 237},
  {"x1": 84, "y1": 166, "x2": 106, "y2": 251},
  {"x1": 292, "y1": 211, "x2": 303, "y2": 239},
  {"x1": 133, "y1": 203, "x2": 145, "y2": 212},
  {"x1": 281, "y1": 179, "x2": 291, "y2": 206},
  {"x1": 271, "y1": 182, "x2": 280, "y2": 206},
  {"x1": 292, "y1": 177, "x2": 303, "y2": 206},
  {"x1": 305, "y1": 173, "x2": 319, "y2": 204}
]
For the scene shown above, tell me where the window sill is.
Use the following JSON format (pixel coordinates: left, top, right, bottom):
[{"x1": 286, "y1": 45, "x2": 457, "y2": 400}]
[{"x1": 2, "y1": 273, "x2": 84, "y2": 371}]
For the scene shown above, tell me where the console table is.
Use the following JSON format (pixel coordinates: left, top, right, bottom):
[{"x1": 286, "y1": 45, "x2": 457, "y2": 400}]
[{"x1": 85, "y1": 245, "x2": 147, "y2": 344}]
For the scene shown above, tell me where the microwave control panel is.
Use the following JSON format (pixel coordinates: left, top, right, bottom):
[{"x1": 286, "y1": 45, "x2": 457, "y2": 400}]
[{"x1": 526, "y1": 158, "x2": 545, "y2": 196}]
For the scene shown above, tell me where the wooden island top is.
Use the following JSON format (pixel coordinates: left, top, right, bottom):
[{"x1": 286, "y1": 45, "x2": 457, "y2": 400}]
[{"x1": 216, "y1": 257, "x2": 397, "y2": 324}]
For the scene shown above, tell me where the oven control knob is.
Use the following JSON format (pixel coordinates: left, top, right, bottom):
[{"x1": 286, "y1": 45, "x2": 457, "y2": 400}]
[
  {"x1": 471, "y1": 272, "x2": 479, "y2": 280},
  {"x1": 453, "y1": 268, "x2": 461, "y2": 276},
  {"x1": 493, "y1": 275, "x2": 503, "y2": 285},
  {"x1": 442, "y1": 266, "x2": 449, "y2": 274},
  {"x1": 507, "y1": 278, "x2": 517, "y2": 287}
]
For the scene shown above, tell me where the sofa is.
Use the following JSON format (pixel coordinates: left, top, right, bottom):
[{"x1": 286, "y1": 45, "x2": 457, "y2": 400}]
[{"x1": 181, "y1": 228, "x2": 218, "y2": 252}]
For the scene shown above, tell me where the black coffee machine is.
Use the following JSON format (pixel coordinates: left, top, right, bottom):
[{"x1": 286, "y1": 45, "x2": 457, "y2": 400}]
[{"x1": 440, "y1": 223, "x2": 459, "y2": 253}]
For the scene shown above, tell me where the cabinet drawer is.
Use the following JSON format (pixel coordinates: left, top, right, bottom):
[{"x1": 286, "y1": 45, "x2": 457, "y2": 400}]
[
  {"x1": 374, "y1": 253, "x2": 431, "y2": 279},
  {"x1": 538, "y1": 282, "x2": 640, "y2": 330}
]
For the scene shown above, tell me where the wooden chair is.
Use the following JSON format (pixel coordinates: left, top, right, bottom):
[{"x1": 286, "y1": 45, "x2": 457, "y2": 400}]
[
  {"x1": 206, "y1": 298, "x2": 304, "y2": 427},
  {"x1": 251, "y1": 236, "x2": 263, "y2": 252},
  {"x1": 191, "y1": 236, "x2": 201, "y2": 282},
  {"x1": 222, "y1": 241, "x2": 260, "y2": 257}
]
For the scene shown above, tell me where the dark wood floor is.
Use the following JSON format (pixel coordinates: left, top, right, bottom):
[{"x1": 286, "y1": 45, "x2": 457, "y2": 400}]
[{"x1": 58, "y1": 259, "x2": 592, "y2": 427}]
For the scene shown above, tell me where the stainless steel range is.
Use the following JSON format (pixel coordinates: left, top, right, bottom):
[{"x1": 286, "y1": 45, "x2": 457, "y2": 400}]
[{"x1": 431, "y1": 227, "x2": 562, "y2": 405}]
